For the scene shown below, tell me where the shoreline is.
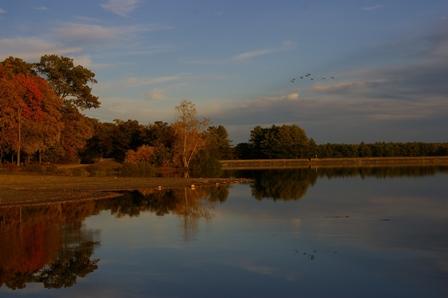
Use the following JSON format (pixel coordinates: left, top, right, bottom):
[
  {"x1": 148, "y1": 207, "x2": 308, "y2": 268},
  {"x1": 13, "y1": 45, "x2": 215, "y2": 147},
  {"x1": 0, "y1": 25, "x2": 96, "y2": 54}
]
[
  {"x1": 220, "y1": 156, "x2": 448, "y2": 169},
  {"x1": 0, "y1": 175, "x2": 252, "y2": 207},
  {"x1": 1, "y1": 156, "x2": 447, "y2": 206}
]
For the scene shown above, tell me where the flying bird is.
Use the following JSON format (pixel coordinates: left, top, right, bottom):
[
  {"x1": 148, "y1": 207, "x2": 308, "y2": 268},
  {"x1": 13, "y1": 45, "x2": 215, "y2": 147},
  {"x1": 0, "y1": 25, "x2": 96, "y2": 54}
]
[{"x1": 290, "y1": 72, "x2": 335, "y2": 83}]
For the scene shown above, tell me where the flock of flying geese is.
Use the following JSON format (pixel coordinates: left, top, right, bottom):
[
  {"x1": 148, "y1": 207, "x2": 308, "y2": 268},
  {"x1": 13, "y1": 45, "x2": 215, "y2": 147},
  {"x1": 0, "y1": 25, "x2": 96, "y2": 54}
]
[{"x1": 290, "y1": 73, "x2": 335, "y2": 83}]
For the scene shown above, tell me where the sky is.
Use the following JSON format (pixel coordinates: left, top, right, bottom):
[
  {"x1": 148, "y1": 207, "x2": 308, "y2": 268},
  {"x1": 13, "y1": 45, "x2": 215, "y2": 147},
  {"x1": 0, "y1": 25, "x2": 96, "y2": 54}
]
[{"x1": 1, "y1": 0, "x2": 447, "y2": 145}]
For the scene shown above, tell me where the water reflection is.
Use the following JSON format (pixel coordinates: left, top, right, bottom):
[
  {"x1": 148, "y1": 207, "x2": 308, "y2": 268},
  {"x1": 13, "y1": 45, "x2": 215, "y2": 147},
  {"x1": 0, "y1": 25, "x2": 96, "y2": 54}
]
[
  {"x1": 227, "y1": 166, "x2": 448, "y2": 201},
  {"x1": 0, "y1": 203, "x2": 100, "y2": 290},
  {"x1": 0, "y1": 185, "x2": 230, "y2": 290},
  {"x1": 248, "y1": 169, "x2": 316, "y2": 201},
  {"x1": 1, "y1": 167, "x2": 447, "y2": 296},
  {"x1": 108, "y1": 187, "x2": 229, "y2": 240},
  {"x1": 105, "y1": 186, "x2": 229, "y2": 218}
]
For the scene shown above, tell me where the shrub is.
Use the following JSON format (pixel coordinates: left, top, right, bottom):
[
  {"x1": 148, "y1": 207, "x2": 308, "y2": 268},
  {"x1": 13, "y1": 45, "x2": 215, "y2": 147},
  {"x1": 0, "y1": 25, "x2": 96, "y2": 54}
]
[
  {"x1": 120, "y1": 162, "x2": 138, "y2": 177},
  {"x1": 6, "y1": 163, "x2": 18, "y2": 172},
  {"x1": 120, "y1": 162, "x2": 155, "y2": 177},
  {"x1": 137, "y1": 162, "x2": 156, "y2": 177},
  {"x1": 85, "y1": 165, "x2": 106, "y2": 177},
  {"x1": 190, "y1": 150, "x2": 223, "y2": 178},
  {"x1": 45, "y1": 164, "x2": 58, "y2": 175},
  {"x1": 125, "y1": 145, "x2": 155, "y2": 163},
  {"x1": 71, "y1": 167, "x2": 90, "y2": 177},
  {"x1": 23, "y1": 164, "x2": 43, "y2": 173}
]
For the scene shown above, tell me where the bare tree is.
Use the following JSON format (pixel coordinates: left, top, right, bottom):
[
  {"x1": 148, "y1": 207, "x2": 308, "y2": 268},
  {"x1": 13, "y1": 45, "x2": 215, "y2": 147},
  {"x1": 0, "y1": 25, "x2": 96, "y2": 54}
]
[{"x1": 172, "y1": 100, "x2": 210, "y2": 168}]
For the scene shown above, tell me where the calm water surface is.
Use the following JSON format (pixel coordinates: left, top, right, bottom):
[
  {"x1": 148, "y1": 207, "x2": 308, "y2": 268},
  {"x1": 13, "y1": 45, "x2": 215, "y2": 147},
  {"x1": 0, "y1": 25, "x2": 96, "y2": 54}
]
[{"x1": 1, "y1": 167, "x2": 447, "y2": 297}]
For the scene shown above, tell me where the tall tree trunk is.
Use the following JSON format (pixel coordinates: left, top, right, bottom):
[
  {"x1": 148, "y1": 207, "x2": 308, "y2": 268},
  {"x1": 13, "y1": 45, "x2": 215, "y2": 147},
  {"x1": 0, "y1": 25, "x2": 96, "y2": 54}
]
[
  {"x1": 183, "y1": 133, "x2": 188, "y2": 168},
  {"x1": 17, "y1": 110, "x2": 21, "y2": 166}
]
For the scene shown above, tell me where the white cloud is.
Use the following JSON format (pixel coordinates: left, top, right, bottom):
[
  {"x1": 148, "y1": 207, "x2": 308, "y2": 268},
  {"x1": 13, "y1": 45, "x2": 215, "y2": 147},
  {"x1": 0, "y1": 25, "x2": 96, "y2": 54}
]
[
  {"x1": 232, "y1": 41, "x2": 297, "y2": 61},
  {"x1": 144, "y1": 88, "x2": 168, "y2": 101},
  {"x1": 258, "y1": 93, "x2": 300, "y2": 104},
  {"x1": 71, "y1": 55, "x2": 111, "y2": 69},
  {"x1": 0, "y1": 37, "x2": 82, "y2": 61},
  {"x1": 233, "y1": 49, "x2": 274, "y2": 61},
  {"x1": 310, "y1": 81, "x2": 384, "y2": 94},
  {"x1": 101, "y1": 0, "x2": 141, "y2": 17},
  {"x1": 54, "y1": 23, "x2": 130, "y2": 43},
  {"x1": 34, "y1": 6, "x2": 48, "y2": 11},
  {"x1": 53, "y1": 22, "x2": 172, "y2": 44}
]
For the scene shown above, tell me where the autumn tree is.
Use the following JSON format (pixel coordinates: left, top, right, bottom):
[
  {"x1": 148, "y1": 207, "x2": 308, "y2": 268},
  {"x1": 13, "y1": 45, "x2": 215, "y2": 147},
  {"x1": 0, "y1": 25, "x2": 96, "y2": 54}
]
[
  {"x1": 0, "y1": 64, "x2": 18, "y2": 160},
  {"x1": 19, "y1": 76, "x2": 63, "y2": 164},
  {"x1": 1, "y1": 55, "x2": 99, "y2": 164},
  {"x1": 53, "y1": 105, "x2": 94, "y2": 162},
  {"x1": 33, "y1": 55, "x2": 100, "y2": 110},
  {"x1": 109, "y1": 119, "x2": 145, "y2": 162},
  {"x1": 77, "y1": 118, "x2": 105, "y2": 163},
  {"x1": 1, "y1": 56, "x2": 35, "y2": 75},
  {"x1": 0, "y1": 64, "x2": 62, "y2": 165},
  {"x1": 125, "y1": 145, "x2": 155, "y2": 163},
  {"x1": 172, "y1": 100, "x2": 210, "y2": 169},
  {"x1": 33, "y1": 55, "x2": 100, "y2": 162},
  {"x1": 143, "y1": 121, "x2": 176, "y2": 166}
]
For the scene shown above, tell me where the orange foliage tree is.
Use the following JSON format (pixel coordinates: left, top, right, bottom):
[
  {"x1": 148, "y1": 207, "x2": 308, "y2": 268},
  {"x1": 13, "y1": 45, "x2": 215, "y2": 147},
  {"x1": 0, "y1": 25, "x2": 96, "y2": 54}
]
[
  {"x1": 0, "y1": 64, "x2": 63, "y2": 164},
  {"x1": 125, "y1": 145, "x2": 155, "y2": 163},
  {"x1": 172, "y1": 100, "x2": 210, "y2": 168}
]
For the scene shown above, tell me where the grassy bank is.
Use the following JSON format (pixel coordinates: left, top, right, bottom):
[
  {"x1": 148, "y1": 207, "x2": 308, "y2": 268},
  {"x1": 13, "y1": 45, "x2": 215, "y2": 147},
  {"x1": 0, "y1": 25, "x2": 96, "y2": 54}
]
[{"x1": 220, "y1": 156, "x2": 448, "y2": 169}]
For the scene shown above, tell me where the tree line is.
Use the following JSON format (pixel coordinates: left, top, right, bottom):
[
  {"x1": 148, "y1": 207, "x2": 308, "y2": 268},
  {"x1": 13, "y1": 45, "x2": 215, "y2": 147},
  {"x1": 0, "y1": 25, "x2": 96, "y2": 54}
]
[
  {"x1": 234, "y1": 124, "x2": 447, "y2": 159},
  {"x1": 1, "y1": 55, "x2": 446, "y2": 170},
  {"x1": 0, "y1": 56, "x2": 233, "y2": 171},
  {"x1": 0, "y1": 55, "x2": 99, "y2": 165}
]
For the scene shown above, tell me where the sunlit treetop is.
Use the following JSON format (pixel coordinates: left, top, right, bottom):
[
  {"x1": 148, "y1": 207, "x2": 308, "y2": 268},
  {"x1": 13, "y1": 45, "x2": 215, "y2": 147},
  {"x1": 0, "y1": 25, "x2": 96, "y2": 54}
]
[{"x1": 34, "y1": 55, "x2": 100, "y2": 110}]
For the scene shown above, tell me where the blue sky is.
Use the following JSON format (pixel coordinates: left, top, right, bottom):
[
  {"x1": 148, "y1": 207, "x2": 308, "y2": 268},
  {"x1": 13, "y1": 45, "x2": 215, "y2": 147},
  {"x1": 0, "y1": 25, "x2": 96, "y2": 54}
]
[{"x1": 1, "y1": 1, "x2": 447, "y2": 144}]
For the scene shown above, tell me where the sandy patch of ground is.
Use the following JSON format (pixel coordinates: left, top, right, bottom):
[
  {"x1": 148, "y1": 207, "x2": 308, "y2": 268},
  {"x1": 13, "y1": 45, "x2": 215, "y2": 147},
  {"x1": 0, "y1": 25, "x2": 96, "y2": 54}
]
[{"x1": 0, "y1": 174, "x2": 252, "y2": 206}]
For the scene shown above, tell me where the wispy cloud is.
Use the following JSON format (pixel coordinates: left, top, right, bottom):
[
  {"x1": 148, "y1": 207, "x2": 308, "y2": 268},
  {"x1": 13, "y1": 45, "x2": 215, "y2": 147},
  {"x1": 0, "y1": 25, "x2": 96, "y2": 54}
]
[
  {"x1": 362, "y1": 5, "x2": 383, "y2": 11},
  {"x1": 101, "y1": 0, "x2": 141, "y2": 17},
  {"x1": 97, "y1": 75, "x2": 183, "y2": 91},
  {"x1": 232, "y1": 41, "x2": 297, "y2": 61},
  {"x1": 54, "y1": 23, "x2": 122, "y2": 43},
  {"x1": 311, "y1": 80, "x2": 385, "y2": 95},
  {"x1": 256, "y1": 93, "x2": 300, "y2": 105},
  {"x1": 71, "y1": 55, "x2": 112, "y2": 69},
  {"x1": 53, "y1": 22, "x2": 172, "y2": 44},
  {"x1": 143, "y1": 88, "x2": 169, "y2": 101},
  {"x1": 0, "y1": 37, "x2": 82, "y2": 61},
  {"x1": 0, "y1": 8, "x2": 6, "y2": 14},
  {"x1": 34, "y1": 6, "x2": 48, "y2": 11}
]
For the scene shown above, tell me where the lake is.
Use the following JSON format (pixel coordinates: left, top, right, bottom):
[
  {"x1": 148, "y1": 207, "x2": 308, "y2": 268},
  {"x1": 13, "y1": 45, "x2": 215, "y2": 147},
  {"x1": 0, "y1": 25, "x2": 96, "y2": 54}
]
[{"x1": 1, "y1": 166, "x2": 447, "y2": 297}]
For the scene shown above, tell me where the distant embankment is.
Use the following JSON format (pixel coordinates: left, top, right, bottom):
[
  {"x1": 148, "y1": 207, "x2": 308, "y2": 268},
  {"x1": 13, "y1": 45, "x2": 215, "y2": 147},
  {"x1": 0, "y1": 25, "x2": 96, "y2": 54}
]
[{"x1": 220, "y1": 157, "x2": 448, "y2": 169}]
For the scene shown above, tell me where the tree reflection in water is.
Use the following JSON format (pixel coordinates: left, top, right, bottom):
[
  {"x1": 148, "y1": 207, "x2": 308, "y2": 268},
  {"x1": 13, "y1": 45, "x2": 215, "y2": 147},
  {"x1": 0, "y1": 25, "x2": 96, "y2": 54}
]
[
  {"x1": 0, "y1": 203, "x2": 100, "y2": 290},
  {"x1": 248, "y1": 169, "x2": 318, "y2": 201},
  {"x1": 0, "y1": 185, "x2": 230, "y2": 289},
  {"x1": 4, "y1": 166, "x2": 444, "y2": 290},
  {"x1": 228, "y1": 166, "x2": 448, "y2": 201},
  {"x1": 108, "y1": 186, "x2": 230, "y2": 241}
]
